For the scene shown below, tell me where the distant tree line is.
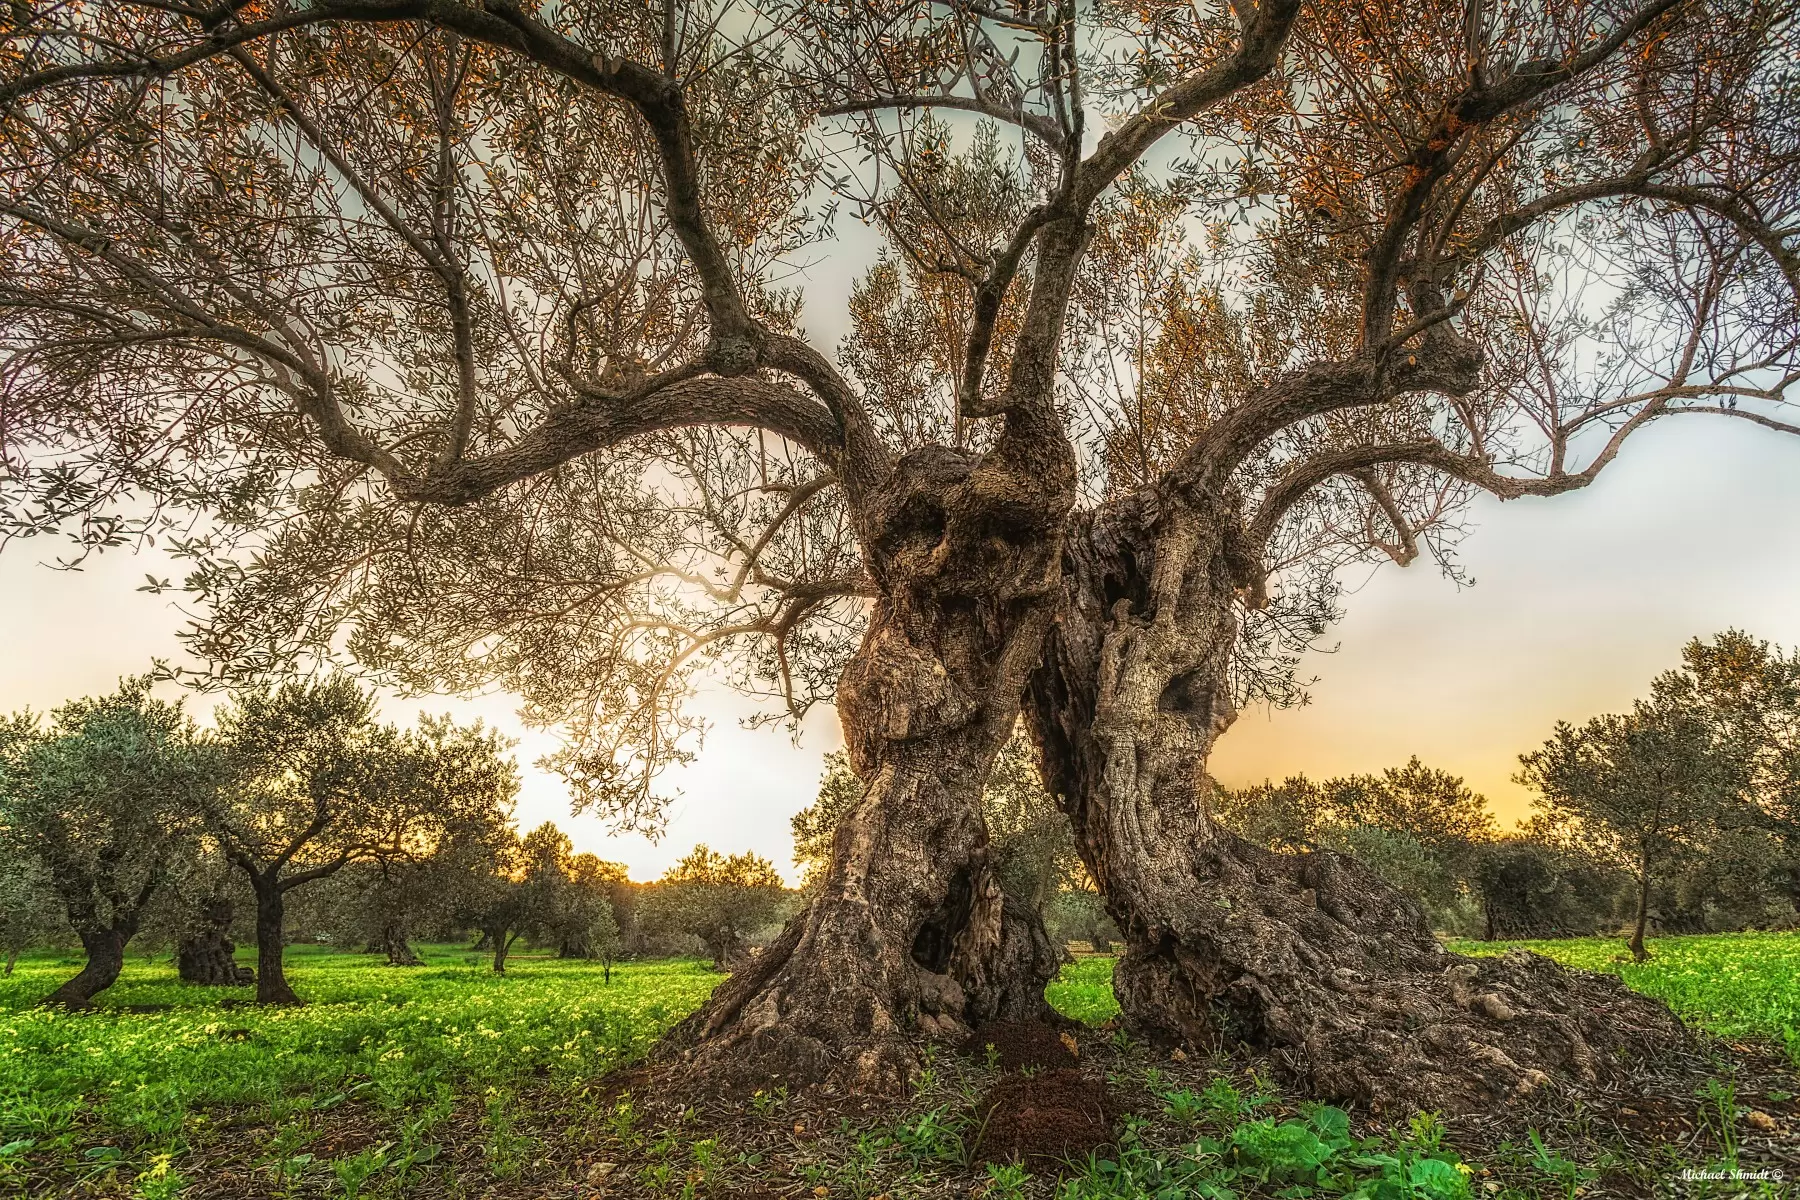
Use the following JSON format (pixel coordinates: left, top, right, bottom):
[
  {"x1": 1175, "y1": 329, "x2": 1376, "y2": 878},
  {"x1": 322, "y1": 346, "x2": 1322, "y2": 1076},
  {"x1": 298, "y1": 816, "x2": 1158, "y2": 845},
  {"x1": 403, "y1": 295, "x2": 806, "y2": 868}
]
[
  {"x1": 1219, "y1": 631, "x2": 1800, "y2": 960},
  {"x1": 0, "y1": 674, "x2": 796, "y2": 1006}
]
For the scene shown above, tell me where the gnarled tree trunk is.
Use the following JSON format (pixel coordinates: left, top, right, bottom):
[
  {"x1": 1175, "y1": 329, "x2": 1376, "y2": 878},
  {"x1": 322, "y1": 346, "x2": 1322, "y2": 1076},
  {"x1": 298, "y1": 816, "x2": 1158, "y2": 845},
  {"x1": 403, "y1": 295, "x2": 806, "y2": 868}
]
[
  {"x1": 380, "y1": 923, "x2": 423, "y2": 967},
  {"x1": 669, "y1": 399, "x2": 1077, "y2": 1095},
  {"x1": 178, "y1": 896, "x2": 254, "y2": 987},
  {"x1": 43, "y1": 927, "x2": 128, "y2": 1007},
  {"x1": 1026, "y1": 489, "x2": 1690, "y2": 1113}
]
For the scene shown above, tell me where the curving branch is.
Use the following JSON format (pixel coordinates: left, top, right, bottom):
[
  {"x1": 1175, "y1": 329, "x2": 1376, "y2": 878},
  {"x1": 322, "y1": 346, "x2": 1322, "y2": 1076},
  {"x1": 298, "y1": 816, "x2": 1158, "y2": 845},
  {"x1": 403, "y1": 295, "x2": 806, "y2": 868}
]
[
  {"x1": 391, "y1": 376, "x2": 846, "y2": 505},
  {"x1": 1074, "y1": 0, "x2": 1302, "y2": 204},
  {"x1": 1359, "y1": 0, "x2": 1685, "y2": 344}
]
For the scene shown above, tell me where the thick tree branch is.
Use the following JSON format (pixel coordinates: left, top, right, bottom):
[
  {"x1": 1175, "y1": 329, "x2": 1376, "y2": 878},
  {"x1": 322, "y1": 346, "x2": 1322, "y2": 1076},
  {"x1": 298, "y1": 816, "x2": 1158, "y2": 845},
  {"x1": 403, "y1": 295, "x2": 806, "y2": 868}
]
[{"x1": 1074, "y1": 0, "x2": 1302, "y2": 204}]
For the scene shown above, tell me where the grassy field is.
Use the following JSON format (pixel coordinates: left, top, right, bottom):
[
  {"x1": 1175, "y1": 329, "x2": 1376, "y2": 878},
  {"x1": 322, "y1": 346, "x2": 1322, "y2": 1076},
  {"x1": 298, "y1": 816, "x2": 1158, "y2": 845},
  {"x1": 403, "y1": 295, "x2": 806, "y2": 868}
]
[
  {"x1": 1, "y1": 933, "x2": 1795, "y2": 1197},
  {"x1": 0, "y1": 945, "x2": 718, "y2": 1196}
]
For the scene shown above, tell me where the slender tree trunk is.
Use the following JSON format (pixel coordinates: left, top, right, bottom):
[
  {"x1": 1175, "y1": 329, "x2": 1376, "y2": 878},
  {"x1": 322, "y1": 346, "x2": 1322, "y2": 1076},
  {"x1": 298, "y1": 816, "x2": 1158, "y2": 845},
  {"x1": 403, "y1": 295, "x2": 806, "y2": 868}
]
[
  {"x1": 667, "y1": 386, "x2": 1079, "y2": 1095},
  {"x1": 252, "y1": 880, "x2": 302, "y2": 1005},
  {"x1": 1629, "y1": 869, "x2": 1652, "y2": 962},
  {"x1": 44, "y1": 927, "x2": 128, "y2": 1007},
  {"x1": 178, "y1": 896, "x2": 253, "y2": 987},
  {"x1": 1026, "y1": 490, "x2": 1691, "y2": 1114},
  {"x1": 490, "y1": 928, "x2": 512, "y2": 976},
  {"x1": 4, "y1": 949, "x2": 18, "y2": 976}
]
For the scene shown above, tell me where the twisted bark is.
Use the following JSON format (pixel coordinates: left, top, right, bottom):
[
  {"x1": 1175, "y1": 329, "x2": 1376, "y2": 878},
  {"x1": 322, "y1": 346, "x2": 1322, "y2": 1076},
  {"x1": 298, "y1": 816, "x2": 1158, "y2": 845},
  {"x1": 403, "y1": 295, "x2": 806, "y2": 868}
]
[
  {"x1": 43, "y1": 928, "x2": 127, "y2": 1007},
  {"x1": 1026, "y1": 488, "x2": 1689, "y2": 1113},
  {"x1": 177, "y1": 895, "x2": 253, "y2": 987},
  {"x1": 380, "y1": 923, "x2": 423, "y2": 967},
  {"x1": 670, "y1": 399, "x2": 1076, "y2": 1094}
]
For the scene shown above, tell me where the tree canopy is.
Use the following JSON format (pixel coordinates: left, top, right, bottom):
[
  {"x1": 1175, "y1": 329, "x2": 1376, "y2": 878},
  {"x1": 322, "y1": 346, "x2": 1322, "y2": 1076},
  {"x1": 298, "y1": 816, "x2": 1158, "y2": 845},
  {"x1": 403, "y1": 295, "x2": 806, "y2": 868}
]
[
  {"x1": 0, "y1": 678, "x2": 214, "y2": 1004},
  {"x1": 2, "y1": 0, "x2": 1793, "y2": 825}
]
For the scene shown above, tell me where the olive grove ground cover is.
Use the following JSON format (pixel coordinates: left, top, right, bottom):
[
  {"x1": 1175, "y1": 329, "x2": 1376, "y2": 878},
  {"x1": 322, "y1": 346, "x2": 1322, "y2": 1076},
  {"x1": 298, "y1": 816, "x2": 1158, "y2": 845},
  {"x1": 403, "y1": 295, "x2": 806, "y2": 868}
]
[
  {"x1": 0, "y1": 946, "x2": 719, "y2": 1195},
  {"x1": 0, "y1": 934, "x2": 1795, "y2": 1198}
]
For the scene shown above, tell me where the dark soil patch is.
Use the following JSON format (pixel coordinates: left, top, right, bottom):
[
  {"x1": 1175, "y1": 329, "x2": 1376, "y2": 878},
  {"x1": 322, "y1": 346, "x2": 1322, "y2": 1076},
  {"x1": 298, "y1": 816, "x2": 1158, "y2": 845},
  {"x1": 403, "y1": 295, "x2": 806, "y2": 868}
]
[
  {"x1": 974, "y1": 1067, "x2": 1115, "y2": 1166},
  {"x1": 965, "y1": 1019, "x2": 1078, "y2": 1072}
]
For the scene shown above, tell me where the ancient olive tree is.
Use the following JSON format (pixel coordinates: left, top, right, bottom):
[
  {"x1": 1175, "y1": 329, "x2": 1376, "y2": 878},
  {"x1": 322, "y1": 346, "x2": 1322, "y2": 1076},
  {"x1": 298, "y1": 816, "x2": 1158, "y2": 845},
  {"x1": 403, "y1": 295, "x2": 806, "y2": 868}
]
[
  {"x1": 0, "y1": 680, "x2": 212, "y2": 1005},
  {"x1": 795, "y1": 729, "x2": 1081, "y2": 972},
  {"x1": 2, "y1": 0, "x2": 1797, "y2": 1104}
]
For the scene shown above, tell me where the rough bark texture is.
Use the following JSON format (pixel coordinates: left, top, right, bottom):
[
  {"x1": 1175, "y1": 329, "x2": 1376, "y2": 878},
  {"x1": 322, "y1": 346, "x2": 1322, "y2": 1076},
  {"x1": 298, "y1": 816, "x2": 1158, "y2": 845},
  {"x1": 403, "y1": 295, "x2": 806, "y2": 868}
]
[
  {"x1": 489, "y1": 927, "x2": 514, "y2": 976},
  {"x1": 1629, "y1": 872, "x2": 1652, "y2": 962},
  {"x1": 380, "y1": 924, "x2": 423, "y2": 967},
  {"x1": 178, "y1": 896, "x2": 254, "y2": 987},
  {"x1": 1026, "y1": 489, "x2": 1690, "y2": 1114},
  {"x1": 252, "y1": 882, "x2": 302, "y2": 1005},
  {"x1": 668, "y1": 398, "x2": 1078, "y2": 1095},
  {"x1": 44, "y1": 928, "x2": 127, "y2": 1007}
]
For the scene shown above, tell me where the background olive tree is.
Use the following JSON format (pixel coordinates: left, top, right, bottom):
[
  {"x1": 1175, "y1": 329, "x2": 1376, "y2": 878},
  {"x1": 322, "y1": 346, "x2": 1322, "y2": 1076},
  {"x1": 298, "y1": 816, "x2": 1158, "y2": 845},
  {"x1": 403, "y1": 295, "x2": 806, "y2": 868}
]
[
  {"x1": 209, "y1": 678, "x2": 518, "y2": 1003},
  {"x1": 0, "y1": 679, "x2": 213, "y2": 1005}
]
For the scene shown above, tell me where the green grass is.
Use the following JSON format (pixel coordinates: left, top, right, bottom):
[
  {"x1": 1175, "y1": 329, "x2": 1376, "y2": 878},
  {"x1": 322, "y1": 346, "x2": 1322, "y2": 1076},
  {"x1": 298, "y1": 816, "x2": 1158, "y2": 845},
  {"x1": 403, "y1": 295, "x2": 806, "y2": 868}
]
[
  {"x1": 1046, "y1": 954, "x2": 1122, "y2": 1026},
  {"x1": 1045, "y1": 931, "x2": 1800, "y2": 1062},
  {"x1": 1448, "y1": 930, "x2": 1800, "y2": 1062},
  {"x1": 0, "y1": 944, "x2": 717, "y2": 1166},
  {"x1": 2, "y1": 933, "x2": 1793, "y2": 1196}
]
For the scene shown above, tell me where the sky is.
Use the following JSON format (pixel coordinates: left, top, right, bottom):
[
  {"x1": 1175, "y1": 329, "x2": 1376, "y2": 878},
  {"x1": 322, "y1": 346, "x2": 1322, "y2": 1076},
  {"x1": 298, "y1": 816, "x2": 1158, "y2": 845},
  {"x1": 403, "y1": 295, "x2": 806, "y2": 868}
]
[{"x1": 3, "y1": 409, "x2": 1798, "y2": 882}]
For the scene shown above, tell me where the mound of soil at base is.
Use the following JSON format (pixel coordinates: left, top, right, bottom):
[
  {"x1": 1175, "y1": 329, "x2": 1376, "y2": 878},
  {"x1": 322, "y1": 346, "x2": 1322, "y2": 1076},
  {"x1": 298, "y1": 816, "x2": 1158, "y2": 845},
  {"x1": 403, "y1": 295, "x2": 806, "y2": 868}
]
[
  {"x1": 965, "y1": 1020, "x2": 1078, "y2": 1072},
  {"x1": 974, "y1": 1068, "x2": 1115, "y2": 1166}
]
